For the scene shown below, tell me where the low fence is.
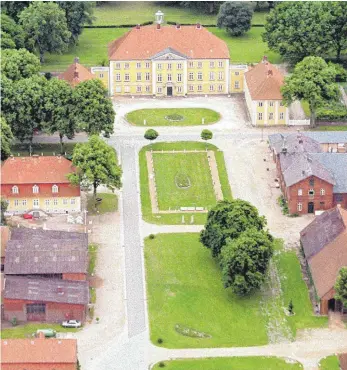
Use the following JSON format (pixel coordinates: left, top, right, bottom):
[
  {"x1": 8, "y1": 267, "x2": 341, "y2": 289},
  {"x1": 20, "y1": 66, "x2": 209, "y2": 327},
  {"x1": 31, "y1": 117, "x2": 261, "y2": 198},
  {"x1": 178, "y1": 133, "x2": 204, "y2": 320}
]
[{"x1": 288, "y1": 119, "x2": 310, "y2": 126}]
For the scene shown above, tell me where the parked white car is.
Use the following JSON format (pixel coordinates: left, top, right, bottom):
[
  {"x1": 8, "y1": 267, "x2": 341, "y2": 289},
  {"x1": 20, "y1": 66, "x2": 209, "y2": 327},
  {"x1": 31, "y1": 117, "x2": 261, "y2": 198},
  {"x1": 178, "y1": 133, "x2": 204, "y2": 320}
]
[{"x1": 61, "y1": 320, "x2": 82, "y2": 328}]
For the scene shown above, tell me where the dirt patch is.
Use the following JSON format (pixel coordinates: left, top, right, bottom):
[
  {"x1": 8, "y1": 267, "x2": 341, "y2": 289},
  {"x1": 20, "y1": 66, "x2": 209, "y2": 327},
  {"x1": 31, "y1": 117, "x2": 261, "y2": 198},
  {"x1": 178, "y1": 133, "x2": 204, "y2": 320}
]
[{"x1": 89, "y1": 275, "x2": 104, "y2": 289}]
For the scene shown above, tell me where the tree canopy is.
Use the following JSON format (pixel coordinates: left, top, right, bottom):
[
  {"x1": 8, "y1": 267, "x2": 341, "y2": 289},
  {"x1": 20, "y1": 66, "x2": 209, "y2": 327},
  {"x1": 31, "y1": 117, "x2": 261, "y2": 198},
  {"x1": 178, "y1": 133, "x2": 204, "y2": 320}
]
[
  {"x1": 73, "y1": 79, "x2": 114, "y2": 137},
  {"x1": 58, "y1": 2, "x2": 95, "y2": 45},
  {"x1": 200, "y1": 199, "x2": 267, "y2": 257},
  {"x1": 0, "y1": 116, "x2": 14, "y2": 161},
  {"x1": 43, "y1": 78, "x2": 76, "y2": 154},
  {"x1": 201, "y1": 129, "x2": 213, "y2": 141},
  {"x1": 1, "y1": 75, "x2": 46, "y2": 151},
  {"x1": 1, "y1": 49, "x2": 40, "y2": 81},
  {"x1": 335, "y1": 267, "x2": 347, "y2": 308},
  {"x1": 326, "y1": 2, "x2": 347, "y2": 61},
  {"x1": 281, "y1": 56, "x2": 340, "y2": 128},
  {"x1": 1, "y1": 1, "x2": 29, "y2": 22},
  {"x1": 68, "y1": 135, "x2": 122, "y2": 204},
  {"x1": 1, "y1": 14, "x2": 25, "y2": 50},
  {"x1": 180, "y1": 1, "x2": 222, "y2": 14},
  {"x1": 217, "y1": 2, "x2": 253, "y2": 36},
  {"x1": 144, "y1": 129, "x2": 159, "y2": 141},
  {"x1": 19, "y1": 2, "x2": 71, "y2": 63},
  {"x1": 220, "y1": 228, "x2": 274, "y2": 295},
  {"x1": 263, "y1": 2, "x2": 332, "y2": 64}
]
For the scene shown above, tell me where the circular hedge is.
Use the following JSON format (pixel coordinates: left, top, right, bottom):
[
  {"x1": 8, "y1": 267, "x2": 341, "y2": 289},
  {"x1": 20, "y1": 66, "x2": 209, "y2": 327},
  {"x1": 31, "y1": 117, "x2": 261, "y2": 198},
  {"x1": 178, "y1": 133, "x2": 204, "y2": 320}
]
[
  {"x1": 175, "y1": 172, "x2": 191, "y2": 189},
  {"x1": 165, "y1": 114, "x2": 184, "y2": 122}
]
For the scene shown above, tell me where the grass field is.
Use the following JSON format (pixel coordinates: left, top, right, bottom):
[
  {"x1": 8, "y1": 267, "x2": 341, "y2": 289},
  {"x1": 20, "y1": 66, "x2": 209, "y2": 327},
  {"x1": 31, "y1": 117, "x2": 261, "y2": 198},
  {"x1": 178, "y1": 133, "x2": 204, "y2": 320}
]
[
  {"x1": 153, "y1": 152, "x2": 216, "y2": 210},
  {"x1": 144, "y1": 233, "x2": 268, "y2": 348},
  {"x1": 41, "y1": 24, "x2": 280, "y2": 72},
  {"x1": 275, "y1": 245, "x2": 328, "y2": 336},
  {"x1": 153, "y1": 357, "x2": 303, "y2": 370},
  {"x1": 139, "y1": 142, "x2": 232, "y2": 225},
  {"x1": 11, "y1": 143, "x2": 76, "y2": 157},
  {"x1": 319, "y1": 355, "x2": 340, "y2": 370},
  {"x1": 87, "y1": 193, "x2": 118, "y2": 214},
  {"x1": 126, "y1": 108, "x2": 220, "y2": 126},
  {"x1": 313, "y1": 125, "x2": 347, "y2": 131},
  {"x1": 93, "y1": 2, "x2": 269, "y2": 26},
  {"x1": 1, "y1": 323, "x2": 79, "y2": 339}
]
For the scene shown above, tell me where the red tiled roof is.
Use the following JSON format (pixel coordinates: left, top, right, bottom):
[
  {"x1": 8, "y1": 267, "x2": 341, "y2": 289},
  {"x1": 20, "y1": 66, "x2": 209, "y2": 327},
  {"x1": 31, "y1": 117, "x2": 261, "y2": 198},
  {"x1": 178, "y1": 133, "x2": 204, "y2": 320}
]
[
  {"x1": 58, "y1": 58, "x2": 95, "y2": 87},
  {"x1": 1, "y1": 156, "x2": 76, "y2": 185},
  {"x1": 245, "y1": 58, "x2": 284, "y2": 100},
  {"x1": 108, "y1": 24, "x2": 230, "y2": 60},
  {"x1": 1, "y1": 338, "x2": 77, "y2": 364}
]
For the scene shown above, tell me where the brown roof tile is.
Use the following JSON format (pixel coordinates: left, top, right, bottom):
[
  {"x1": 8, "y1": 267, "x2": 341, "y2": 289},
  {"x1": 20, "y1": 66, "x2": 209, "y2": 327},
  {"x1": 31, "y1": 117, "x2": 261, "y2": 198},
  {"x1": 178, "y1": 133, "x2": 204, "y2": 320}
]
[
  {"x1": 1, "y1": 156, "x2": 76, "y2": 185},
  {"x1": 58, "y1": 58, "x2": 95, "y2": 87},
  {"x1": 108, "y1": 24, "x2": 229, "y2": 60},
  {"x1": 245, "y1": 58, "x2": 284, "y2": 100},
  {"x1": 1, "y1": 338, "x2": 77, "y2": 364}
]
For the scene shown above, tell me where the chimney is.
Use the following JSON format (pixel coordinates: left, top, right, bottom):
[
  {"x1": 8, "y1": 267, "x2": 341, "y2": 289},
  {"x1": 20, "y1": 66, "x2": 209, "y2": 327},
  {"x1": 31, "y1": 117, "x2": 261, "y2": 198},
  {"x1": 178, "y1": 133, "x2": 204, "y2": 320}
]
[
  {"x1": 196, "y1": 23, "x2": 201, "y2": 29},
  {"x1": 136, "y1": 24, "x2": 140, "y2": 29},
  {"x1": 176, "y1": 23, "x2": 181, "y2": 29},
  {"x1": 156, "y1": 23, "x2": 161, "y2": 30},
  {"x1": 74, "y1": 57, "x2": 79, "y2": 64},
  {"x1": 281, "y1": 147, "x2": 287, "y2": 154}
]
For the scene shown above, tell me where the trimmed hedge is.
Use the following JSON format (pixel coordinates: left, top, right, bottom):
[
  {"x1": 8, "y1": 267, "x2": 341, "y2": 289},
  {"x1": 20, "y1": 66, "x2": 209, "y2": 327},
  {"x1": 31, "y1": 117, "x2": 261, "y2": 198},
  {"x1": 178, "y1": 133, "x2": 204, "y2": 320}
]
[
  {"x1": 83, "y1": 21, "x2": 153, "y2": 29},
  {"x1": 317, "y1": 101, "x2": 347, "y2": 121}
]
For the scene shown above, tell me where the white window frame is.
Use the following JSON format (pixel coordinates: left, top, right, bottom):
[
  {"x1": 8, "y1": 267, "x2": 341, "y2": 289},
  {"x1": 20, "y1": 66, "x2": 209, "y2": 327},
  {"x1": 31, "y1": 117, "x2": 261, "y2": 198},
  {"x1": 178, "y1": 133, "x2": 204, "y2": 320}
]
[
  {"x1": 99, "y1": 73, "x2": 104, "y2": 78},
  {"x1": 33, "y1": 199, "x2": 39, "y2": 207},
  {"x1": 297, "y1": 203, "x2": 303, "y2": 212},
  {"x1": 71, "y1": 198, "x2": 76, "y2": 205},
  {"x1": 269, "y1": 101, "x2": 274, "y2": 107},
  {"x1": 145, "y1": 62, "x2": 150, "y2": 69},
  {"x1": 235, "y1": 71, "x2": 240, "y2": 76},
  {"x1": 188, "y1": 61, "x2": 194, "y2": 68},
  {"x1": 234, "y1": 81, "x2": 240, "y2": 89},
  {"x1": 22, "y1": 199, "x2": 27, "y2": 206},
  {"x1": 136, "y1": 62, "x2": 141, "y2": 69},
  {"x1": 157, "y1": 86, "x2": 162, "y2": 93},
  {"x1": 167, "y1": 63, "x2": 172, "y2": 70},
  {"x1": 320, "y1": 188, "x2": 325, "y2": 196},
  {"x1": 63, "y1": 199, "x2": 68, "y2": 205},
  {"x1": 124, "y1": 86, "x2": 130, "y2": 93},
  {"x1": 188, "y1": 72, "x2": 194, "y2": 81},
  {"x1": 136, "y1": 72, "x2": 141, "y2": 81},
  {"x1": 145, "y1": 85, "x2": 150, "y2": 93},
  {"x1": 177, "y1": 63, "x2": 182, "y2": 70},
  {"x1": 209, "y1": 72, "x2": 215, "y2": 81},
  {"x1": 258, "y1": 102, "x2": 263, "y2": 107},
  {"x1": 197, "y1": 85, "x2": 202, "y2": 92},
  {"x1": 124, "y1": 63, "x2": 129, "y2": 69},
  {"x1": 189, "y1": 85, "x2": 194, "y2": 92},
  {"x1": 116, "y1": 73, "x2": 121, "y2": 82},
  {"x1": 218, "y1": 84, "x2": 223, "y2": 92},
  {"x1": 33, "y1": 185, "x2": 39, "y2": 194},
  {"x1": 197, "y1": 72, "x2": 203, "y2": 81},
  {"x1": 177, "y1": 73, "x2": 182, "y2": 82},
  {"x1": 14, "y1": 199, "x2": 19, "y2": 206},
  {"x1": 218, "y1": 61, "x2": 223, "y2": 68},
  {"x1": 157, "y1": 74, "x2": 162, "y2": 82},
  {"x1": 279, "y1": 112, "x2": 284, "y2": 120},
  {"x1": 209, "y1": 85, "x2": 214, "y2": 92},
  {"x1": 45, "y1": 199, "x2": 50, "y2": 206},
  {"x1": 177, "y1": 86, "x2": 182, "y2": 93},
  {"x1": 52, "y1": 185, "x2": 58, "y2": 193},
  {"x1": 269, "y1": 112, "x2": 274, "y2": 120},
  {"x1": 258, "y1": 112, "x2": 263, "y2": 120},
  {"x1": 124, "y1": 73, "x2": 130, "y2": 81},
  {"x1": 145, "y1": 72, "x2": 150, "y2": 81},
  {"x1": 137, "y1": 85, "x2": 142, "y2": 93},
  {"x1": 53, "y1": 198, "x2": 58, "y2": 206},
  {"x1": 298, "y1": 189, "x2": 303, "y2": 196},
  {"x1": 209, "y1": 61, "x2": 215, "y2": 68},
  {"x1": 115, "y1": 62, "x2": 121, "y2": 69},
  {"x1": 167, "y1": 73, "x2": 172, "y2": 82},
  {"x1": 218, "y1": 71, "x2": 223, "y2": 80},
  {"x1": 197, "y1": 62, "x2": 202, "y2": 69},
  {"x1": 157, "y1": 63, "x2": 162, "y2": 70},
  {"x1": 12, "y1": 186, "x2": 19, "y2": 194}
]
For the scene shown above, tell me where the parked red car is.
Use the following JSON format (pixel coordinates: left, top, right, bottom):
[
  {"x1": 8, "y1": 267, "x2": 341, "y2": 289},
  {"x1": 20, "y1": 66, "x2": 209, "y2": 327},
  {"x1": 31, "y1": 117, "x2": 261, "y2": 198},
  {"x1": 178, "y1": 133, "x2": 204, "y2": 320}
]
[{"x1": 23, "y1": 213, "x2": 33, "y2": 219}]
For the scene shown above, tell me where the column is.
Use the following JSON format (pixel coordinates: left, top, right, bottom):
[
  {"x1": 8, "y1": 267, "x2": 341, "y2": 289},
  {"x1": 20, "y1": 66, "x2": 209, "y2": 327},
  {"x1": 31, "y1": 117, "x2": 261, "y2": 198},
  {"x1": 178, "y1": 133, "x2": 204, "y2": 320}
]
[
  {"x1": 109, "y1": 61, "x2": 114, "y2": 96},
  {"x1": 152, "y1": 61, "x2": 156, "y2": 95},
  {"x1": 183, "y1": 60, "x2": 188, "y2": 95},
  {"x1": 225, "y1": 59, "x2": 230, "y2": 94}
]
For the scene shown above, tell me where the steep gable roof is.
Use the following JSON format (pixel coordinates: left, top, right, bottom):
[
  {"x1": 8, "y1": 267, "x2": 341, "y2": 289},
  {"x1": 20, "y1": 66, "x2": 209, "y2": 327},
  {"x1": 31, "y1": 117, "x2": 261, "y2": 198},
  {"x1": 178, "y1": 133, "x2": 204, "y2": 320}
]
[
  {"x1": 269, "y1": 133, "x2": 323, "y2": 156},
  {"x1": 1, "y1": 156, "x2": 76, "y2": 184},
  {"x1": 245, "y1": 58, "x2": 284, "y2": 100},
  {"x1": 108, "y1": 25, "x2": 229, "y2": 60},
  {"x1": 58, "y1": 57, "x2": 95, "y2": 87}
]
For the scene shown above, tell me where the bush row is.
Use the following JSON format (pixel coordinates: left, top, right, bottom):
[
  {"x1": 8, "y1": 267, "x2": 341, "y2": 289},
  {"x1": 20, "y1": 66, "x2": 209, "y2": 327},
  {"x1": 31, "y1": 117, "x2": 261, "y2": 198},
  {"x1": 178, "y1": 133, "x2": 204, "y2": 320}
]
[{"x1": 317, "y1": 107, "x2": 347, "y2": 121}]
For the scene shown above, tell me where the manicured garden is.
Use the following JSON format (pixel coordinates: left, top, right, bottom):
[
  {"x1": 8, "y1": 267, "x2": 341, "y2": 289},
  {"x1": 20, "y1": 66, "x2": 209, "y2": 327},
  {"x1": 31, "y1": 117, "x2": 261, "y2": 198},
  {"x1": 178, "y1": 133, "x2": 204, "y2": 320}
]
[
  {"x1": 87, "y1": 193, "x2": 118, "y2": 214},
  {"x1": 93, "y1": 2, "x2": 269, "y2": 26},
  {"x1": 126, "y1": 108, "x2": 220, "y2": 127},
  {"x1": 139, "y1": 142, "x2": 232, "y2": 225},
  {"x1": 144, "y1": 234, "x2": 327, "y2": 349},
  {"x1": 319, "y1": 355, "x2": 340, "y2": 370},
  {"x1": 153, "y1": 357, "x2": 303, "y2": 370},
  {"x1": 1, "y1": 323, "x2": 79, "y2": 339}
]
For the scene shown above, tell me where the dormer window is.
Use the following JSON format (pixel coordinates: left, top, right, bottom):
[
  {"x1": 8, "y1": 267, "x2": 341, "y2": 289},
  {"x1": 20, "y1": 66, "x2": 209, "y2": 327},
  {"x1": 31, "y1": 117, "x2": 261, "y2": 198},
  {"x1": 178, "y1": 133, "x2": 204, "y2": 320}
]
[
  {"x1": 33, "y1": 185, "x2": 39, "y2": 194},
  {"x1": 12, "y1": 186, "x2": 19, "y2": 194},
  {"x1": 52, "y1": 185, "x2": 59, "y2": 193}
]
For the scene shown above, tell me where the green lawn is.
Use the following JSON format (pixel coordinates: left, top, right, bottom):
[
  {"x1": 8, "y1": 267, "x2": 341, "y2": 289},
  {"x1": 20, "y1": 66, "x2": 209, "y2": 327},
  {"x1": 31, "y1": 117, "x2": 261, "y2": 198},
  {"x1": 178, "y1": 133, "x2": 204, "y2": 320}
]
[
  {"x1": 1, "y1": 323, "x2": 79, "y2": 339},
  {"x1": 154, "y1": 152, "x2": 216, "y2": 210},
  {"x1": 41, "y1": 23, "x2": 279, "y2": 72},
  {"x1": 87, "y1": 193, "x2": 118, "y2": 214},
  {"x1": 126, "y1": 108, "x2": 220, "y2": 127},
  {"x1": 145, "y1": 233, "x2": 268, "y2": 348},
  {"x1": 275, "y1": 245, "x2": 327, "y2": 336},
  {"x1": 11, "y1": 143, "x2": 76, "y2": 157},
  {"x1": 88, "y1": 243, "x2": 98, "y2": 275},
  {"x1": 93, "y1": 2, "x2": 269, "y2": 26},
  {"x1": 312, "y1": 125, "x2": 347, "y2": 131},
  {"x1": 153, "y1": 357, "x2": 303, "y2": 370},
  {"x1": 139, "y1": 142, "x2": 232, "y2": 225},
  {"x1": 319, "y1": 355, "x2": 340, "y2": 370}
]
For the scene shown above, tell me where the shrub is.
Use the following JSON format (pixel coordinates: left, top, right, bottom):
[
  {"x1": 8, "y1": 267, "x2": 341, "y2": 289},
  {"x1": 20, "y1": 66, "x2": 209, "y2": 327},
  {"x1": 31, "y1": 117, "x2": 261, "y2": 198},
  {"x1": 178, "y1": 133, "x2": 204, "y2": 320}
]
[
  {"x1": 144, "y1": 129, "x2": 159, "y2": 141},
  {"x1": 149, "y1": 234, "x2": 155, "y2": 239},
  {"x1": 157, "y1": 338, "x2": 163, "y2": 344},
  {"x1": 158, "y1": 363, "x2": 166, "y2": 368},
  {"x1": 11, "y1": 317, "x2": 17, "y2": 326},
  {"x1": 277, "y1": 195, "x2": 289, "y2": 215}
]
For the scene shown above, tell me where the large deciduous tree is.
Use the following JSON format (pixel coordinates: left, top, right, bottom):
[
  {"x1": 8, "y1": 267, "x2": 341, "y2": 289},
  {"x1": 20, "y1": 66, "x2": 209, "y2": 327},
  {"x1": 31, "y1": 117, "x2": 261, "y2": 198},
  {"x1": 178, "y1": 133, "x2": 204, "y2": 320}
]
[
  {"x1": 200, "y1": 199, "x2": 267, "y2": 257},
  {"x1": 1, "y1": 49, "x2": 40, "y2": 81},
  {"x1": 68, "y1": 135, "x2": 122, "y2": 208},
  {"x1": 57, "y1": 2, "x2": 95, "y2": 45},
  {"x1": 1, "y1": 14, "x2": 25, "y2": 50},
  {"x1": 217, "y1": 2, "x2": 253, "y2": 36},
  {"x1": 220, "y1": 228, "x2": 274, "y2": 295},
  {"x1": 19, "y1": 2, "x2": 71, "y2": 63},
  {"x1": 262, "y1": 2, "x2": 332, "y2": 64},
  {"x1": 281, "y1": 56, "x2": 340, "y2": 128},
  {"x1": 73, "y1": 79, "x2": 114, "y2": 137},
  {"x1": 0, "y1": 116, "x2": 14, "y2": 161},
  {"x1": 43, "y1": 78, "x2": 76, "y2": 154},
  {"x1": 335, "y1": 267, "x2": 347, "y2": 308},
  {"x1": 1, "y1": 1, "x2": 30, "y2": 22},
  {"x1": 1, "y1": 75, "x2": 46, "y2": 152},
  {"x1": 180, "y1": 1, "x2": 222, "y2": 14}
]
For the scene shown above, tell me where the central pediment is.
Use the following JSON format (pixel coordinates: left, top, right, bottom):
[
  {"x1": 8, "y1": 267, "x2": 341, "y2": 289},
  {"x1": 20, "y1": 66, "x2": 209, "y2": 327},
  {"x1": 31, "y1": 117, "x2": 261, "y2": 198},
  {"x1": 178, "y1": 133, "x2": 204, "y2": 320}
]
[{"x1": 151, "y1": 47, "x2": 188, "y2": 60}]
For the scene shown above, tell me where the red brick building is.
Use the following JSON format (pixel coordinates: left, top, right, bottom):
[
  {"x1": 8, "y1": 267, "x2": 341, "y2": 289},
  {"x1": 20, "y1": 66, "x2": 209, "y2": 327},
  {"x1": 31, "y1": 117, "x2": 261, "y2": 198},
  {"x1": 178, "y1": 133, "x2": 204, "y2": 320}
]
[
  {"x1": 3, "y1": 276, "x2": 88, "y2": 323},
  {"x1": 1, "y1": 336, "x2": 77, "y2": 370},
  {"x1": 300, "y1": 206, "x2": 347, "y2": 315},
  {"x1": 269, "y1": 132, "x2": 347, "y2": 214}
]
